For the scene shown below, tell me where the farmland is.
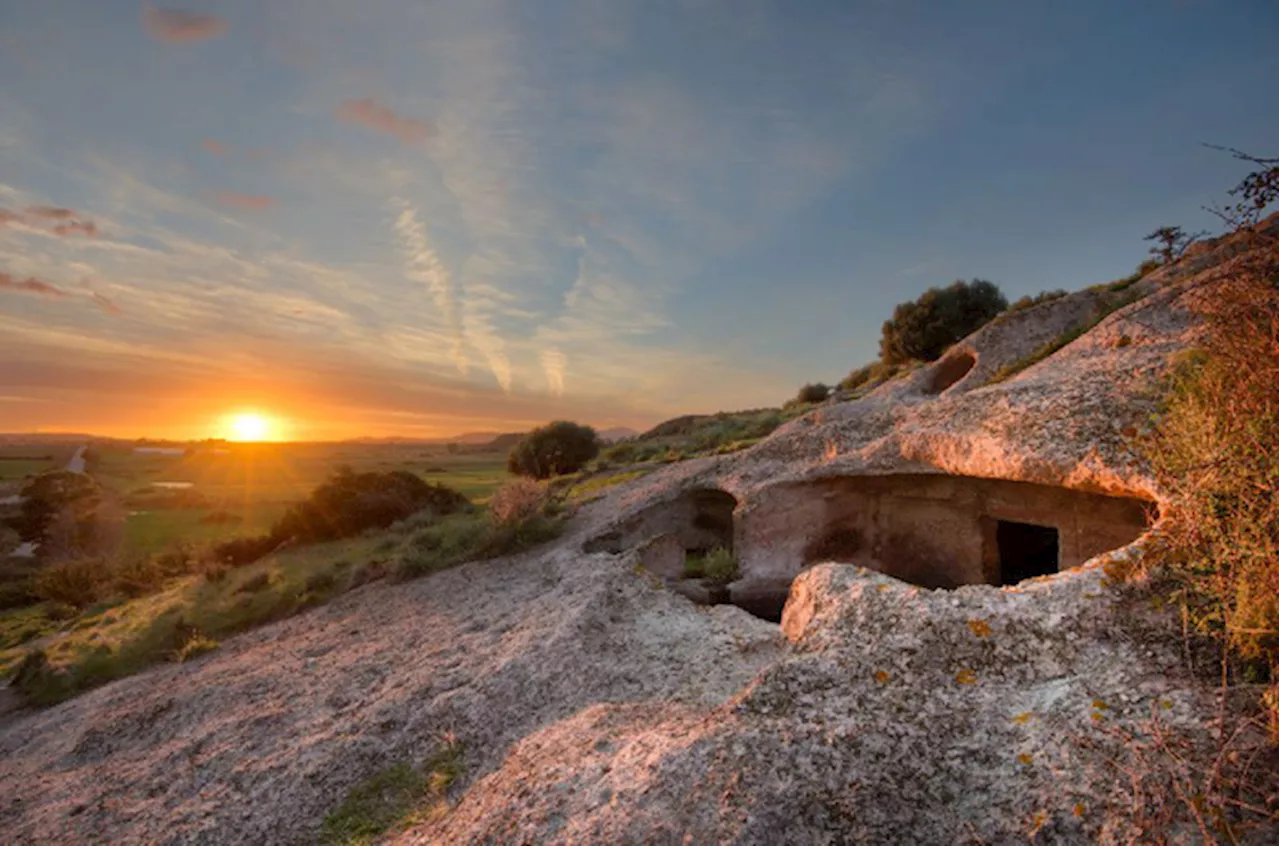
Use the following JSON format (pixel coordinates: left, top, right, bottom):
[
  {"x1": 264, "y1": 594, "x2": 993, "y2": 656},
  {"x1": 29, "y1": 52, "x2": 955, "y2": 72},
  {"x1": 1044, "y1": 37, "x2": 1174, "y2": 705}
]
[{"x1": 91, "y1": 442, "x2": 512, "y2": 557}]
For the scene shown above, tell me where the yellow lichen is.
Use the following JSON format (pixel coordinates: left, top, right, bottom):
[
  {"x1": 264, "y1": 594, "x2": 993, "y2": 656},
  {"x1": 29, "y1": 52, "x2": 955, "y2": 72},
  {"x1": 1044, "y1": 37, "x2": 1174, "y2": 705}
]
[
  {"x1": 874, "y1": 670, "x2": 890, "y2": 684},
  {"x1": 1073, "y1": 802, "x2": 1086, "y2": 817},
  {"x1": 966, "y1": 619, "x2": 992, "y2": 638},
  {"x1": 1012, "y1": 711, "x2": 1034, "y2": 725},
  {"x1": 1027, "y1": 810, "x2": 1048, "y2": 837},
  {"x1": 955, "y1": 669, "x2": 977, "y2": 685},
  {"x1": 1017, "y1": 753, "x2": 1033, "y2": 765}
]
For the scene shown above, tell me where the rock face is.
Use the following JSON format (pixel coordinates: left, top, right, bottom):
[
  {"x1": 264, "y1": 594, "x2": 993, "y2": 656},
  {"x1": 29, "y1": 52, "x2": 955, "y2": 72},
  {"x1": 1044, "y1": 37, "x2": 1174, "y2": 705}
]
[{"x1": 1, "y1": 229, "x2": 1275, "y2": 844}]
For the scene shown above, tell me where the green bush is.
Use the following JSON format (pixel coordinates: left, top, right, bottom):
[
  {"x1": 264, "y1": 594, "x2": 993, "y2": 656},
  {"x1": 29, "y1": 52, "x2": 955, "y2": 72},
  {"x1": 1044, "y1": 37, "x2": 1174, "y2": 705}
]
[
  {"x1": 394, "y1": 510, "x2": 564, "y2": 581},
  {"x1": 271, "y1": 468, "x2": 470, "y2": 544},
  {"x1": 507, "y1": 421, "x2": 599, "y2": 480},
  {"x1": 210, "y1": 470, "x2": 471, "y2": 567},
  {"x1": 684, "y1": 547, "x2": 738, "y2": 585},
  {"x1": 794, "y1": 383, "x2": 830, "y2": 404},
  {"x1": 1004, "y1": 289, "x2": 1068, "y2": 314},
  {"x1": 602, "y1": 442, "x2": 636, "y2": 464},
  {"x1": 15, "y1": 471, "x2": 102, "y2": 545},
  {"x1": 31, "y1": 558, "x2": 111, "y2": 608},
  {"x1": 839, "y1": 361, "x2": 906, "y2": 393},
  {"x1": 880, "y1": 279, "x2": 1007, "y2": 364}
]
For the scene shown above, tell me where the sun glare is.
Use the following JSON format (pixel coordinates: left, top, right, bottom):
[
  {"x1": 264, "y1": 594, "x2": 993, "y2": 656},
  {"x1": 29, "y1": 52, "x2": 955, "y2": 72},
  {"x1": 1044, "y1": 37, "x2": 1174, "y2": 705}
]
[{"x1": 226, "y1": 412, "x2": 274, "y2": 442}]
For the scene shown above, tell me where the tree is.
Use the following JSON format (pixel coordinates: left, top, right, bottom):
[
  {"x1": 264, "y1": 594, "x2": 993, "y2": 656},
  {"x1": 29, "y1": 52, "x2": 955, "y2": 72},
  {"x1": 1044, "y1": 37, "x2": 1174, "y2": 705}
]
[
  {"x1": 507, "y1": 421, "x2": 599, "y2": 480},
  {"x1": 794, "y1": 383, "x2": 830, "y2": 404},
  {"x1": 1201, "y1": 145, "x2": 1278, "y2": 230},
  {"x1": 1143, "y1": 226, "x2": 1199, "y2": 264},
  {"x1": 16, "y1": 471, "x2": 102, "y2": 544},
  {"x1": 879, "y1": 279, "x2": 1007, "y2": 365}
]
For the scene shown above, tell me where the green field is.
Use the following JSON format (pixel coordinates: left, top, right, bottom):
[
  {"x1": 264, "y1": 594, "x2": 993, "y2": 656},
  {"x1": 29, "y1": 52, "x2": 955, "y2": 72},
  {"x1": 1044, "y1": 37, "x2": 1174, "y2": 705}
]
[
  {"x1": 86, "y1": 443, "x2": 511, "y2": 557},
  {"x1": 0, "y1": 444, "x2": 76, "y2": 482}
]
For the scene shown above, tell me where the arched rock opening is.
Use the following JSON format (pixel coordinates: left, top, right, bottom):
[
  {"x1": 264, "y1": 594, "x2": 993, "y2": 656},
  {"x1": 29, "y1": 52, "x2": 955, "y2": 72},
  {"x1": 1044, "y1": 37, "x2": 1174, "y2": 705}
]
[
  {"x1": 587, "y1": 487, "x2": 738, "y2": 576},
  {"x1": 927, "y1": 352, "x2": 976, "y2": 394},
  {"x1": 737, "y1": 474, "x2": 1155, "y2": 591}
]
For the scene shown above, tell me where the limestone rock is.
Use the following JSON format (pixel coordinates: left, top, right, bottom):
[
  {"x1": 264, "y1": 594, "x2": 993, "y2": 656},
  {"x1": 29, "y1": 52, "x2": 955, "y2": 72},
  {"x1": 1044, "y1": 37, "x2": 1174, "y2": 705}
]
[{"x1": 0, "y1": 226, "x2": 1274, "y2": 844}]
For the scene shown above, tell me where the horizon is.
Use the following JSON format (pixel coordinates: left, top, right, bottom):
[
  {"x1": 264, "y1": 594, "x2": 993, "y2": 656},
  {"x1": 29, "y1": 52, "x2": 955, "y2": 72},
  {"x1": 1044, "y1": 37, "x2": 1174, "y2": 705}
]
[{"x1": 1, "y1": 1, "x2": 1275, "y2": 440}]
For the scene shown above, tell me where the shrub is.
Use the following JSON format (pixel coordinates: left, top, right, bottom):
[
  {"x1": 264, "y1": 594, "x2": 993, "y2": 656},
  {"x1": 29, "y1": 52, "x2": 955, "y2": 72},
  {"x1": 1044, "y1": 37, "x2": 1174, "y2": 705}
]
[
  {"x1": 304, "y1": 570, "x2": 339, "y2": 594},
  {"x1": 1005, "y1": 289, "x2": 1068, "y2": 314},
  {"x1": 839, "y1": 361, "x2": 905, "y2": 393},
  {"x1": 394, "y1": 511, "x2": 564, "y2": 581},
  {"x1": 1143, "y1": 226, "x2": 1277, "y2": 678},
  {"x1": 15, "y1": 471, "x2": 102, "y2": 545},
  {"x1": 212, "y1": 534, "x2": 282, "y2": 566},
  {"x1": 602, "y1": 442, "x2": 636, "y2": 464},
  {"x1": 488, "y1": 479, "x2": 545, "y2": 526},
  {"x1": 205, "y1": 471, "x2": 472, "y2": 569},
  {"x1": 684, "y1": 547, "x2": 738, "y2": 585},
  {"x1": 111, "y1": 556, "x2": 166, "y2": 598},
  {"x1": 31, "y1": 558, "x2": 110, "y2": 608},
  {"x1": 234, "y1": 572, "x2": 273, "y2": 595},
  {"x1": 174, "y1": 632, "x2": 218, "y2": 663},
  {"x1": 794, "y1": 383, "x2": 830, "y2": 404},
  {"x1": 507, "y1": 421, "x2": 599, "y2": 480},
  {"x1": 880, "y1": 279, "x2": 1007, "y2": 364},
  {"x1": 272, "y1": 468, "x2": 470, "y2": 544}
]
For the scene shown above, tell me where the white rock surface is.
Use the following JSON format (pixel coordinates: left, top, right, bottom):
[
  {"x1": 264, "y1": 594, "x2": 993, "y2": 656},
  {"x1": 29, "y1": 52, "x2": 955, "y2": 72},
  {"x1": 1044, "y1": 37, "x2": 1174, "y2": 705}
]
[{"x1": 1, "y1": 228, "x2": 1274, "y2": 844}]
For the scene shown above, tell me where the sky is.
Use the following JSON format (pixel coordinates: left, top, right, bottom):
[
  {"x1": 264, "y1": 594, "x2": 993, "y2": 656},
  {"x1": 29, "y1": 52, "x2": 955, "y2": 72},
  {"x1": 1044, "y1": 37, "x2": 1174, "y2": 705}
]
[{"x1": 0, "y1": 0, "x2": 1275, "y2": 441}]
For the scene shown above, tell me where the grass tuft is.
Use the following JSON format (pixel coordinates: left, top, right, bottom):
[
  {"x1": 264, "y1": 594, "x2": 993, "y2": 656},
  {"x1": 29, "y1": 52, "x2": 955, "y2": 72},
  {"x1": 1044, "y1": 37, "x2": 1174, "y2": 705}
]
[{"x1": 320, "y1": 741, "x2": 465, "y2": 844}]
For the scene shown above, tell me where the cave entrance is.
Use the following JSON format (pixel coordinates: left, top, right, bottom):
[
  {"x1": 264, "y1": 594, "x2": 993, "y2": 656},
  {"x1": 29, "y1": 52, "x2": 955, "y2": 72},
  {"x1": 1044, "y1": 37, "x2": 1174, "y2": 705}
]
[
  {"x1": 997, "y1": 520, "x2": 1059, "y2": 585},
  {"x1": 688, "y1": 489, "x2": 736, "y2": 554}
]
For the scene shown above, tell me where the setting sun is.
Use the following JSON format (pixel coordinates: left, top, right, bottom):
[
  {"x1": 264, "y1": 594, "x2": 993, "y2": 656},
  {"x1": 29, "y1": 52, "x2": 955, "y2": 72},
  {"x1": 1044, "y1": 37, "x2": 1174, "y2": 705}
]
[{"x1": 225, "y1": 412, "x2": 275, "y2": 442}]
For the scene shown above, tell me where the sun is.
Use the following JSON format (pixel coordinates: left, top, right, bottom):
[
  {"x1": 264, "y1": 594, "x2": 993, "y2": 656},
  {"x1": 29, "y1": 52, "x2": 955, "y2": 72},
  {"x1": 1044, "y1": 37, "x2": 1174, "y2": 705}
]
[{"x1": 227, "y1": 412, "x2": 273, "y2": 442}]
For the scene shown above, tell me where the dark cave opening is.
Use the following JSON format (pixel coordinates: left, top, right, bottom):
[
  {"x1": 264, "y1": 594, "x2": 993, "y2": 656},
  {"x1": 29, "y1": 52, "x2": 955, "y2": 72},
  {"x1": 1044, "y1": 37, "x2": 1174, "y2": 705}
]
[{"x1": 996, "y1": 520, "x2": 1060, "y2": 585}]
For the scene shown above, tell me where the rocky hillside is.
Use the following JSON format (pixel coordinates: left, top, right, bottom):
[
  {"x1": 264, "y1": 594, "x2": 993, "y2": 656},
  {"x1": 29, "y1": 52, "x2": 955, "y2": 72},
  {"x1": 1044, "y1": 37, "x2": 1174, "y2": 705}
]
[{"x1": 1, "y1": 229, "x2": 1275, "y2": 844}]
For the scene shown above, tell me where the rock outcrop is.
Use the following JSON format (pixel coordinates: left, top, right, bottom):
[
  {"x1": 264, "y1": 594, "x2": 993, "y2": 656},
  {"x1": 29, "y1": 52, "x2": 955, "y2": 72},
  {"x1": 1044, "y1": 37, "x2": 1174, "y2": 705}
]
[{"x1": 1, "y1": 228, "x2": 1274, "y2": 844}]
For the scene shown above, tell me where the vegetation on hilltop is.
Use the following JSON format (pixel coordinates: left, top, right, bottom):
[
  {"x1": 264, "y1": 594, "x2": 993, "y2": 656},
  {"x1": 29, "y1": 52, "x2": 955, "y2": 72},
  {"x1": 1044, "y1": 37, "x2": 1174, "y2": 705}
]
[
  {"x1": 506, "y1": 421, "x2": 600, "y2": 480},
  {"x1": 879, "y1": 278, "x2": 1008, "y2": 364}
]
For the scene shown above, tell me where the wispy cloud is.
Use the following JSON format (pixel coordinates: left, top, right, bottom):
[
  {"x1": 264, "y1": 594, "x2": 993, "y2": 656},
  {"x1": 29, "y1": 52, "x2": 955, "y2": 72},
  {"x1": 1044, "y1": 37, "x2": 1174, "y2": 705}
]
[
  {"x1": 0, "y1": 271, "x2": 68, "y2": 299},
  {"x1": 90, "y1": 291, "x2": 122, "y2": 314},
  {"x1": 142, "y1": 6, "x2": 228, "y2": 44},
  {"x1": 201, "y1": 139, "x2": 226, "y2": 155},
  {"x1": 25, "y1": 206, "x2": 75, "y2": 220},
  {"x1": 52, "y1": 219, "x2": 98, "y2": 237},
  {"x1": 392, "y1": 197, "x2": 465, "y2": 373},
  {"x1": 211, "y1": 191, "x2": 275, "y2": 210},
  {"x1": 539, "y1": 348, "x2": 565, "y2": 397},
  {"x1": 336, "y1": 98, "x2": 434, "y2": 144}
]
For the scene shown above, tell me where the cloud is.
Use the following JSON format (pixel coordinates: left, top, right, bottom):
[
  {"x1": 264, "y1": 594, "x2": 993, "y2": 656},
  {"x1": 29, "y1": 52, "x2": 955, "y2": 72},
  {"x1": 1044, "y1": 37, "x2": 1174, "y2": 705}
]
[
  {"x1": 392, "y1": 197, "x2": 465, "y2": 373},
  {"x1": 91, "y1": 292, "x2": 122, "y2": 314},
  {"x1": 52, "y1": 220, "x2": 98, "y2": 237},
  {"x1": 142, "y1": 6, "x2": 228, "y2": 44},
  {"x1": 211, "y1": 191, "x2": 275, "y2": 210},
  {"x1": 202, "y1": 139, "x2": 226, "y2": 155},
  {"x1": 0, "y1": 209, "x2": 18, "y2": 226},
  {"x1": 25, "y1": 205, "x2": 75, "y2": 219},
  {"x1": 336, "y1": 98, "x2": 434, "y2": 144},
  {"x1": 539, "y1": 348, "x2": 566, "y2": 397},
  {"x1": 0, "y1": 271, "x2": 69, "y2": 299}
]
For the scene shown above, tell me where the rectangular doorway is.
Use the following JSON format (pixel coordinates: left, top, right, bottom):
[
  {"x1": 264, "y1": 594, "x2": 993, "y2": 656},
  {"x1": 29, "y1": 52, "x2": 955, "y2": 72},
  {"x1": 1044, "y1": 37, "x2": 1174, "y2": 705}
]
[{"x1": 997, "y1": 520, "x2": 1059, "y2": 585}]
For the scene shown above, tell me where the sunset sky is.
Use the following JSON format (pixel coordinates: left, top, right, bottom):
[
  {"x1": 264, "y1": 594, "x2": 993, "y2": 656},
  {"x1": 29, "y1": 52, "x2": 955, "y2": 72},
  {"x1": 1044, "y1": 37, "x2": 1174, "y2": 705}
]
[{"x1": 0, "y1": 1, "x2": 1274, "y2": 441}]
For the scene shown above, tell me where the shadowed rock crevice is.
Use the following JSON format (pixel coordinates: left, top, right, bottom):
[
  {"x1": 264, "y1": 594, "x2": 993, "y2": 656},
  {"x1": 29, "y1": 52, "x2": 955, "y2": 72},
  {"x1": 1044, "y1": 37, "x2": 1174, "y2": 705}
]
[{"x1": 927, "y1": 351, "x2": 976, "y2": 394}]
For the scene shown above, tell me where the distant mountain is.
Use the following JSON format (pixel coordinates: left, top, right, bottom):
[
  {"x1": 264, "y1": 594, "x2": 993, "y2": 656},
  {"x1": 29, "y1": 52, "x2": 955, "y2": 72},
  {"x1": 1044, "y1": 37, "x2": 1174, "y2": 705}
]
[
  {"x1": 598, "y1": 427, "x2": 639, "y2": 443},
  {"x1": 475, "y1": 432, "x2": 525, "y2": 453}
]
